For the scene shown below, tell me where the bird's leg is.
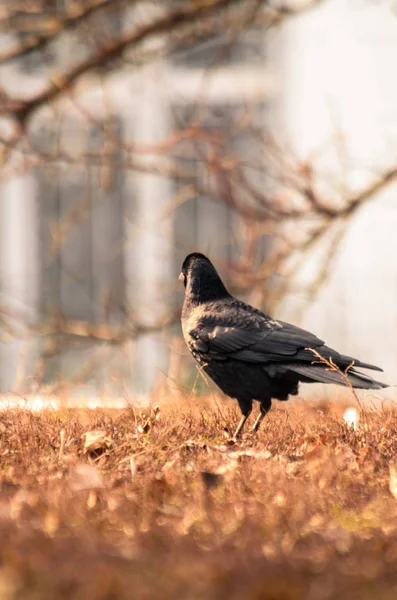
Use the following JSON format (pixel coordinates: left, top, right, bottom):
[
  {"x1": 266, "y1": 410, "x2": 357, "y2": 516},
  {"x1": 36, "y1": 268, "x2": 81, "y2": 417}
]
[
  {"x1": 233, "y1": 412, "x2": 251, "y2": 439},
  {"x1": 252, "y1": 403, "x2": 271, "y2": 433},
  {"x1": 233, "y1": 400, "x2": 252, "y2": 439}
]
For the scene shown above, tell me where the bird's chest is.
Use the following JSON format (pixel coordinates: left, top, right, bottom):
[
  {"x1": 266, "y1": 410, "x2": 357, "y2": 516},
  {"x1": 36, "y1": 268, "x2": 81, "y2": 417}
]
[
  {"x1": 186, "y1": 338, "x2": 209, "y2": 367},
  {"x1": 181, "y1": 323, "x2": 213, "y2": 369},
  {"x1": 182, "y1": 314, "x2": 210, "y2": 356}
]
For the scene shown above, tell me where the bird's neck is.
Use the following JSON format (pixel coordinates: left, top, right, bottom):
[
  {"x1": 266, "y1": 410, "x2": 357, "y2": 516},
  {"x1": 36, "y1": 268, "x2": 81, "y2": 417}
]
[{"x1": 185, "y1": 272, "x2": 230, "y2": 306}]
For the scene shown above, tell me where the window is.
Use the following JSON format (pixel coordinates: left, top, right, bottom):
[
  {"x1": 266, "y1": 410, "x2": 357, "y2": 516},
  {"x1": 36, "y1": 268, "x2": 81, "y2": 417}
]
[
  {"x1": 34, "y1": 117, "x2": 125, "y2": 325},
  {"x1": 172, "y1": 101, "x2": 268, "y2": 281}
]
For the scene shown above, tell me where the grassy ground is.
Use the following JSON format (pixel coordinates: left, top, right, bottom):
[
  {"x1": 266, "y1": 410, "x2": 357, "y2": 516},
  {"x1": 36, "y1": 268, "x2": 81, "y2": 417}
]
[{"x1": 1, "y1": 397, "x2": 397, "y2": 599}]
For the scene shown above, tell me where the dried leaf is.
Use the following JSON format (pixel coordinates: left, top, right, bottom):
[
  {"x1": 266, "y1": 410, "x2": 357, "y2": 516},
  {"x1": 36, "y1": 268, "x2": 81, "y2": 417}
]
[
  {"x1": 83, "y1": 430, "x2": 112, "y2": 454},
  {"x1": 389, "y1": 465, "x2": 397, "y2": 501},
  {"x1": 201, "y1": 471, "x2": 223, "y2": 489},
  {"x1": 130, "y1": 457, "x2": 137, "y2": 479},
  {"x1": 229, "y1": 449, "x2": 272, "y2": 460},
  {"x1": 137, "y1": 422, "x2": 151, "y2": 434},
  {"x1": 44, "y1": 511, "x2": 59, "y2": 537},
  {"x1": 274, "y1": 492, "x2": 287, "y2": 507},
  {"x1": 358, "y1": 446, "x2": 373, "y2": 464},
  {"x1": 69, "y1": 464, "x2": 105, "y2": 492},
  {"x1": 215, "y1": 459, "x2": 238, "y2": 478},
  {"x1": 87, "y1": 490, "x2": 98, "y2": 508},
  {"x1": 10, "y1": 490, "x2": 39, "y2": 519}
]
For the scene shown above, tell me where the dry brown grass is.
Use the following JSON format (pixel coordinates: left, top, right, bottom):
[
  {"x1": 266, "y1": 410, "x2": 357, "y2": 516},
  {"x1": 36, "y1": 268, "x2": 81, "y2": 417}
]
[{"x1": 1, "y1": 398, "x2": 397, "y2": 599}]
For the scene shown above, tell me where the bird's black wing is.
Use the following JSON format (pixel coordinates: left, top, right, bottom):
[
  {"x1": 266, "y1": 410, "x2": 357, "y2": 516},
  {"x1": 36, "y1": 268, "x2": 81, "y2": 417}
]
[
  {"x1": 186, "y1": 300, "x2": 382, "y2": 372},
  {"x1": 186, "y1": 301, "x2": 324, "y2": 363}
]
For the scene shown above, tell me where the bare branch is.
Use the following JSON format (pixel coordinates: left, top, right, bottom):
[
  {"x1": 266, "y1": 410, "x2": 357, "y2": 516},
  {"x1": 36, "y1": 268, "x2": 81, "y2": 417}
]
[
  {"x1": 3, "y1": 0, "x2": 245, "y2": 128},
  {"x1": 0, "y1": 0, "x2": 123, "y2": 64}
]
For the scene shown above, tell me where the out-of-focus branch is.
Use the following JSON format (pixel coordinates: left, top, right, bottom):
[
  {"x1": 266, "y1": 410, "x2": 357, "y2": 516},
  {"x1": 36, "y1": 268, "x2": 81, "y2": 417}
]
[
  {"x1": 0, "y1": 0, "x2": 389, "y2": 395},
  {"x1": 0, "y1": 304, "x2": 180, "y2": 344},
  {"x1": 185, "y1": 120, "x2": 397, "y2": 307},
  {"x1": 343, "y1": 166, "x2": 397, "y2": 216},
  {"x1": 1, "y1": 0, "x2": 327, "y2": 130},
  {"x1": 3, "y1": 0, "x2": 246, "y2": 128},
  {"x1": 0, "y1": 0, "x2": 122, "y2": 63},
  {"x1": 36, "y1": 313, "x2": 180, "y2": 344}
]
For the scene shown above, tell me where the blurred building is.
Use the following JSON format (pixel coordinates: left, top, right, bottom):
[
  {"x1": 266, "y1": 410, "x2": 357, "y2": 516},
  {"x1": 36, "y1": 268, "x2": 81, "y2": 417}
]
[{"x1": 0, "y1": 0, "x2": 396, "y2": 400}]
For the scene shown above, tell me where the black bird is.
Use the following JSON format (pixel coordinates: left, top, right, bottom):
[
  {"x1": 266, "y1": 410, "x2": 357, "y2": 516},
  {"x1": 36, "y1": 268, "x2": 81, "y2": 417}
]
[{"x1": 179, "y1": 252, "x2": 387, "y2": 438}]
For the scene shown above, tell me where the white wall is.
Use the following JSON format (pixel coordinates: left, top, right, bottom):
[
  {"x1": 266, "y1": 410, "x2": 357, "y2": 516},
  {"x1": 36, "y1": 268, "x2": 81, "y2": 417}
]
[
  {"x1": 276, "y1": 0, "x2": 397, "y2": 392},
  {"x1": 0, "y1": 173, "x2": 40, "y2": 392}
]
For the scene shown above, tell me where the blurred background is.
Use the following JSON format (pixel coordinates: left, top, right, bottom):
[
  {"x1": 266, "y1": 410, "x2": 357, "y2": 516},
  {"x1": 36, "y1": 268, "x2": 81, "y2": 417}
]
[{"x1": 0, "y1": 0, "x2": 396, "y2": 405}]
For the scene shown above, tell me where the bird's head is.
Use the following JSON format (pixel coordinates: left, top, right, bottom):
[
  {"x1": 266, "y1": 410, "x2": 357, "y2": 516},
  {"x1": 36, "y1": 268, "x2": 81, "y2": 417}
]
[{"x1": 179, "y1": 253, "x2": 230, "y2": 304}]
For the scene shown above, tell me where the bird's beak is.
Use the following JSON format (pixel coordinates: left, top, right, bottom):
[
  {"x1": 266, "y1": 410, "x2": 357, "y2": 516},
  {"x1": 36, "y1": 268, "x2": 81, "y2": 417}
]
[{"x1": 178, "y1": 272, "x2": 184, "y2": 282}]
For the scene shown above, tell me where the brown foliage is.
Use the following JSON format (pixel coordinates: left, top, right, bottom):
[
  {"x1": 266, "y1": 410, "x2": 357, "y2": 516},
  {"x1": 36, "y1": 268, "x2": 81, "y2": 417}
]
[{"x1": 1, "y1": 400, "x2": 397, "y2": 598}]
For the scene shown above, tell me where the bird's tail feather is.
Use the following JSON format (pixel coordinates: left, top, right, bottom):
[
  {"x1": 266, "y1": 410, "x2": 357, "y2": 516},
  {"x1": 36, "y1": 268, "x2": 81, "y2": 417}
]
[{"x1": 286, "y1": 364, "x2": 387, "y2": 390}]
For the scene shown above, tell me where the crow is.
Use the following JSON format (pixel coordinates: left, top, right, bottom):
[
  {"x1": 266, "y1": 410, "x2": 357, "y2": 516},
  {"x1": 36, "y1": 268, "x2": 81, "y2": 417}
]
[{"x1": 179, "y1": 252, "x2": 387, "y2": 438}]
